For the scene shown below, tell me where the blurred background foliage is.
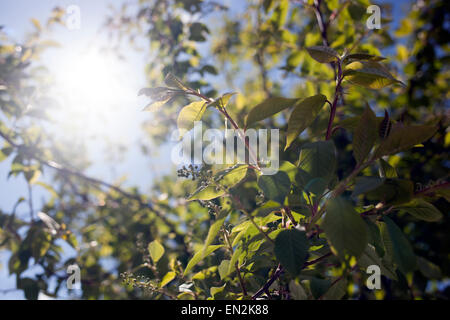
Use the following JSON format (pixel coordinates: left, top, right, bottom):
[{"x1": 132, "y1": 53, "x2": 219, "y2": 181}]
[{"x1": 0, "y1": 0, "x2": 448, "y2": 299}]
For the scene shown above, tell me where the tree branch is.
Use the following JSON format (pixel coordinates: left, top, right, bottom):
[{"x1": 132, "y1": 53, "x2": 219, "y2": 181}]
[{"x1": 0, "y1": 129, "x2": 189, "y2": 253}]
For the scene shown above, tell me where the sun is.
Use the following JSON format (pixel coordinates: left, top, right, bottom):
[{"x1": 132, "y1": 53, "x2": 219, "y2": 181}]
[{"x1": 50, "y1": 48, "x2": 137, "y2": 140}]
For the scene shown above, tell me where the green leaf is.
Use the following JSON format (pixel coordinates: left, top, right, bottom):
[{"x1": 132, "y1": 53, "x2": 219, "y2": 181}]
[
  {"x1": 365, "y1": 219, "x2": 385, "y2": 258},
  {"x1": 374, "y1": 125, "x2": 438, "y2": 158},
  {"x1": 164, "y1": 72, "x2": 189, "y2": 91},
  {"x1": 378, "y1": 158, "x2": 397, "y2": 178},
  {"x1": 203, "y1": 210, "x2": 229, "y2": 251},
  {"x1": 189, "y1": 166, "x2": 248, "y2": 201},
  {"x1": 417, "y1": 257, "x2": 442, "y2": 279},
  {"x1": 289, "y1": 280, "x2": 307, "y2": 300},
  {"x1": 274, "y1": 229, "x2": 309, "y2": 276},
  {"x1": 160, "y1": 271, "x2": 176, "y2": 288},
  {"x1": 148, "y1": 240, "x2": 165, "y2": 263},
  {"x1": 304, "y1": 177, "x2": 328, "y2": 197},
  {"x1": 298, "y1": 140, "x2": 336, "y2": 181},
  {"x1": 394, "y1": 199, "x2": 443, "y2": 222},
  {"x1": 382, "y1": 216, "x2": 417, "y2": 274},
  {"x1": 321, "y1": 278, "x2": 347, "y2": 300},
  {"x1": 177, "y1": 101, "x2": 207, "y2": 137},
  {"x1": 351, "y1": 177, "x2": 385, "y2": 199},
  {"x1": 279, "y1": 161, "x2": 298, "y2": 183},
  {"x1": 188, "y1": 185, "x2": 225, "y2": 201},
  {"x1": 322, "y1": 197, "x2": 368, "y2": 261},
  {"x1": 309, "y1": 278, "x2": 331, "y2": 299},
  {"x1": 378, "y1": 110, "x2": 392, "y2": 139},
  {"x1": 257, "y1": 171, "x2": 291, "y2": 204},
  {"x1": 210, "y1": 284, "x2": 226, "y2": 299},
  {"x1": 353, "y1": 105, "x2": 377, "y2": 164},
  {"x1": 252, "y1": 200, "x2": 282, "y2": 218},
  {"x1": 227, "y1": 245, "x2": 243, "y2": 275},
  {"x1": 285, "y1": 94, "x2": 327, "y2": 150},
  {"x1": 184, "y1": 245, "x2": 224, "y2": 276},
  {"x1": 214, "y1": 165, "x2": 248, "y2": 189},
  {"x1": 218, "y1": 260, "x2": 231, "y2": 280},
  {"x1": 189, "y1": 22, "x2": 209, "y2": 42},
  {"x1": 306, "y1": 46, "x2": 339, "y2": 63},
  {"x1": 358, "y1": 244, "x2": 397, "y2": 280},
  {"x1": 378, "y1": 221, "x2": 394, "y2": 265},
  {"x1": 347, "y1": 3, "x2": 366, "y2": 20},
  {"x1": 343, "y1": 53, "x2": 386, "y2": 63},
  {"x1": 208, "y1": 92, "x2": 237, "y2": 109},
  {"x1": 365, "y1": 179, "x2": 414, "y2": 205},
  {"x1": 245, "y1": 97, "x2": 299, "y2": 127},
  {"x1": 344, "y1": 61, "x2": 404, "y2": 89}
]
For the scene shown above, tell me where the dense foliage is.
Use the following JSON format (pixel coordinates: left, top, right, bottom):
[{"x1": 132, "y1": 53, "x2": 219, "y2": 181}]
[{"x1": 0, "y1": 0, "x2": 448, "y2": 300}]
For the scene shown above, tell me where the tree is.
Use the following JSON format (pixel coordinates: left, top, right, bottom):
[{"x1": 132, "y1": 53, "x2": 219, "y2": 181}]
[{"x1": 0, "y1": 0, "x2": 448, "y2": 300}]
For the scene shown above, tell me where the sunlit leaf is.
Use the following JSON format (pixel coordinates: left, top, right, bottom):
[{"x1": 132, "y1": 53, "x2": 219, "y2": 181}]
[
  {"x1": 184, "y1": 245, "x2": 224, "y2": 276},
  {"x1": 218, "y1": 260, "x2": 231, "y2": 279},
  {"x1": 177, "y1": 101, "x2": 207, "y2": 137},
  {"x1": 344, "y1": 61, "x2": 404, "y2": 89},
  {"x1": 378, "y1": 158, "x2": 397, "y2": 178},
  {"x1": 160, "y1": 271, "x2": 176, "y2": 288},
  {"x1": 203, "y1": 210, "x2": 229, "y2": 252},
  {"x1": 148, "y1": 240, "x2": 165, "y2": 263},
  {"x1": 188, "y1": 185, "x2": 225, "y2": 201}
]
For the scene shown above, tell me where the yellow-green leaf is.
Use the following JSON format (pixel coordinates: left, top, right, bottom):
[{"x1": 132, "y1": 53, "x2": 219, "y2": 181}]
[
  {"x1": 184, "y1": 245, "x2": 223, "y2": 276},
  {"x1": 218, "y1": 260, "x2": 231, "y2": 280},
  {"x1": 344, "y1": 61, "x2": 404, "y2": 89},
  {"x1": 148, "y1": 240, "x2": 165, "y2": 263},
  {"x1": 177, "y1": 101, "x2": 207, "y2": 137},
  {"x1": 160, "y1": 271, "x2": 176, "y2": 288},
  {"x1": 188, "y1": 185, "x2": 225, "y2": 201}
]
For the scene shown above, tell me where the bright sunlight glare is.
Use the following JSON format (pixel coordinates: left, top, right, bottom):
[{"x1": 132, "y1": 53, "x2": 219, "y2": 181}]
[{"x1": 50, "y1": 48, "x2": 138, "y2": 142}]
